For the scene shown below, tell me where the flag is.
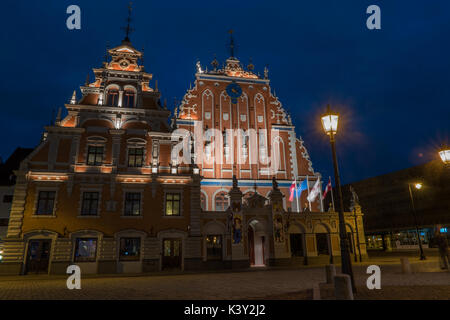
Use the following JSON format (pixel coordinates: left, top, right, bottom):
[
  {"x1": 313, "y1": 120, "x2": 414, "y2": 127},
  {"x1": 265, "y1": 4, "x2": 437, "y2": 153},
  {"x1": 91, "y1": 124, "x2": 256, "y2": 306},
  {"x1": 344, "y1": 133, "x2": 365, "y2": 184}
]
[
  {"x1": 289, "y1": 179, "x2": 308, "y2": 202},
  {"x1": 307, "y1": 179, "x2": 320, "y2": 202},
  {"x1": 323, "y1": 177, "x2": 332, "y2": 199}
]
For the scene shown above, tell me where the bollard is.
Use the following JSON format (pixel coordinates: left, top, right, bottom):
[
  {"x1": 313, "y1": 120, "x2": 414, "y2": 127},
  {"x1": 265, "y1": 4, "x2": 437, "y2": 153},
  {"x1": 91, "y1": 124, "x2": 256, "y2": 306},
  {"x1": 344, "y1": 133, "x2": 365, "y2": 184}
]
[
  {"x1": 400, "y1": 257, "x2": 411, "y2": 274},
  {"x1": 334, "y1": 274, "x2": 354, "y2": 300},
  {"x1": 325, "y1": 264, "x2": 336, "y2": 284}
]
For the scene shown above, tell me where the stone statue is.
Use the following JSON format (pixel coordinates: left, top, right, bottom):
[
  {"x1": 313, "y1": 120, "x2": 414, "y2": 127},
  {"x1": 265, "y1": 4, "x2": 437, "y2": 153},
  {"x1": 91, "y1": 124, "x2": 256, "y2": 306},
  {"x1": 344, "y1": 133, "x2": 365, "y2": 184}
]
[
  {"x1": 232, "y1": 175, "x2": 238, "y2": 188},
  {"x1": 349, "y1": 185, "x2": 360, "y2": 208},
  {"x1": 272, "y1": 176, "x2": 279, "y2": 190}
]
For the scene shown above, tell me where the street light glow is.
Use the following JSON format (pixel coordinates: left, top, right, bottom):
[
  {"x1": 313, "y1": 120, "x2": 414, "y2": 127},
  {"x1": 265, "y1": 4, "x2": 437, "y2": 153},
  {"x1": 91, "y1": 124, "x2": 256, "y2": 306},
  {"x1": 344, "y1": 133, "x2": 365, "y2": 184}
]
[
  {"x1": 414, "y1": 183, "x2": 423, "y2": 190},
  {"x1": 438, "y1": 146, "x2": 450, "y2": 165},
  {"x1": 321, "y1": 105, "x2": 339, "y2": 135}
]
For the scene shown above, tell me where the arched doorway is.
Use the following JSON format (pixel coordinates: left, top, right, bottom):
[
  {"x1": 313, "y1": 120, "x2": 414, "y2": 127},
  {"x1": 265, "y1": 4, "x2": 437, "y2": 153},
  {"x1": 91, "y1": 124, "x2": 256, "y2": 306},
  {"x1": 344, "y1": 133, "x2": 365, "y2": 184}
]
[
  {"x1": 248, "y1": 220, "x2": 266, "y2": 267},
  {"x1": 288, "y1": 224, "x2": 306, "y2": 258}
]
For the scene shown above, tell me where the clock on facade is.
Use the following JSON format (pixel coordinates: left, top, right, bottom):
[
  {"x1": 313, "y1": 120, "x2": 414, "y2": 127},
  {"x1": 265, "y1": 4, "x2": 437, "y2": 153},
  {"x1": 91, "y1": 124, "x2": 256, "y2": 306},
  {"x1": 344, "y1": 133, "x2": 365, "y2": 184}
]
[{"x1": 226, "y1": 82, "x2": 242, "y2": 104}]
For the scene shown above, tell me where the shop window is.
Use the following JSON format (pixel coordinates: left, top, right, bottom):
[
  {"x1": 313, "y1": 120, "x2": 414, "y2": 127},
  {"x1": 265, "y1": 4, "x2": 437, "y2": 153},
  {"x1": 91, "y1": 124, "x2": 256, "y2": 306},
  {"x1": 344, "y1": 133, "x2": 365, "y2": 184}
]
[
  {"x1": 165, "y1": 193, "x2": 181, "y2": 216},
  {"x1": 206, "y1": 235, "x2": 222, "y2": 260},
  {"x1": 124, "y1": 192, "x2": 141, "y2": 216},
  {"x1": 35, "y1": 191, "x2": 56, "y2": 215},
  {"x1": 119, "y1": 237, "x2": 141, "y2": 261},
  {"x1": 74, "y1": 238, "x2": 97, "y2": 262},
  {"x1": 81, "y1": 192, "x2": 99, "y2": 216},
  {"x1": 87, "y1": 146, "x2": 104, "y2": 166},
  {"x1": 128, "y1": 147, "x2": 144, "y2": 167}
]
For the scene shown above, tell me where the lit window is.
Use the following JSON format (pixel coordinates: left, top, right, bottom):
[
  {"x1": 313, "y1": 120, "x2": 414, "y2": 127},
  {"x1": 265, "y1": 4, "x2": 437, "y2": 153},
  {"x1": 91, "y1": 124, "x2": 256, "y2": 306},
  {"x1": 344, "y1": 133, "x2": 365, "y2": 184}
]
[
  {"x1": 87, "y1": 146, "x2": 104, "y2": 166},
  {"x1": 206, "y1": 235, "x2": 222, "y2": 260},
  {"x1": 74, "y1": 238, "x2": 97, "y2": 262},
  {"x1": 123, "y1": 90, "x2": 135, "y2": 108},
  {"x1": 128, "y1": 147, "x2": 144, "y2": 167},
  {"x1": 81, "y1": 192, "x2": 99, "y2": 216},
  {"x1": 106, "y1": 88, "x2": 119, "y2": 106},
  {"x1": 124, "y1": 192, "x2": 141, "y2": 216},
  {"x1": 165, "y1": 193, "x2": 181, "y2": 216},
  {"x1": 36, "y1": 191, "x2": 56, "y2": 215},
  {"x1": 215, "y1": 192, "x2": 229, "y2": 211},
  {"x1": 119, "y1": 238, "x2": 141, "y2": 261}
]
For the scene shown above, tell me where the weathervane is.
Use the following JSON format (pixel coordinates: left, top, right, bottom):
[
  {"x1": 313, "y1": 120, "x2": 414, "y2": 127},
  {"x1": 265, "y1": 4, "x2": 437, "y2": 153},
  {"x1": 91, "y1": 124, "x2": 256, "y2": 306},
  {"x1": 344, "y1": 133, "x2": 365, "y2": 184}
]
[
  {"x1": 121, "y1": 2, "x2": 134, "y2": 42},
  {"x1": 228, "y1": 30, "x2": 235, "y2": 58}
]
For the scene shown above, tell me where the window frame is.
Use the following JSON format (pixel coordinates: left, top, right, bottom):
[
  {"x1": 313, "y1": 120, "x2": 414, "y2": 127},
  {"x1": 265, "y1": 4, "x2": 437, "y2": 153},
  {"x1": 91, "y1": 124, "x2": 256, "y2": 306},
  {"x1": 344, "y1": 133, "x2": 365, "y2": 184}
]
[
  {"x1": 35, "y1": 190, "x2": 57, "y2": 216},
  {"x1": 86, "y1": 145, "x2": 104, "y2": 166},
  {"x1": 165, "y1": 193, "x2": 181, "y2": 216},
  {"x1": 80, "y1": 191, "x2": 100, "y2": 216},
  {"x1": 119, "y1": 237, "x2": 141, "y2": 261},
  {"x1": 127, "y1": 147, "x2": 144, "y2": 167},
  {"x1": 74, "y1": 237, "x2": 98, "y2": 262},
  {"x1": 123, "y1": 192, "x2": 142, "y2": 216}
]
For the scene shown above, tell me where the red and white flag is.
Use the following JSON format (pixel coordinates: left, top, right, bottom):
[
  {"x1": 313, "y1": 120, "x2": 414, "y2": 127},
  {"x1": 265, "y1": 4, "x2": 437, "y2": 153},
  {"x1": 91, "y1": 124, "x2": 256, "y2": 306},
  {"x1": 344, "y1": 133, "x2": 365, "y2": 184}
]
[{"x1": 323, "y1": 177, "x2": 332, "y2": 199}]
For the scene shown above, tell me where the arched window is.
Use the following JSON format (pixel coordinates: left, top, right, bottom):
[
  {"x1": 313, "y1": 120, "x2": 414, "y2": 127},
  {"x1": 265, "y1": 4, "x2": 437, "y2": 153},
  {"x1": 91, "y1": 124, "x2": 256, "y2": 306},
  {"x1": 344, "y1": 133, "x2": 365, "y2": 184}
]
[
  {"x1": 106, "y1": 88, "x2": 119, "y2": 107},
  {"x1": 123, "y1": 89, "x2": 135, "y2": 108},
  {"x1": 200, "y1": 193, "x2": 206, "y2": 211},
  {"x1": 215, "y1": 192, "x2": 229, "y2": 211}
]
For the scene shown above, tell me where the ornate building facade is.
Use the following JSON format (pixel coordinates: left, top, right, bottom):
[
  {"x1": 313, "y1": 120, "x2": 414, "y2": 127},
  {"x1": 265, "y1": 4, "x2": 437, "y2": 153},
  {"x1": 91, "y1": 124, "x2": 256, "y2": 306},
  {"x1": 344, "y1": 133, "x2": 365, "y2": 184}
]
[{"x1": 0, "y1": 35, "x2": 367, "y2": 275}]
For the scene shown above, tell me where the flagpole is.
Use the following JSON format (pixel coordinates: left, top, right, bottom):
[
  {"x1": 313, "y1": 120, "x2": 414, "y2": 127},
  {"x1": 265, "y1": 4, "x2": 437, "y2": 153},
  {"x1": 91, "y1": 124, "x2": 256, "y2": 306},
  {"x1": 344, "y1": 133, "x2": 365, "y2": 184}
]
[
  {"x1": 295, "y1": 176, "x2": 300, "y2": 213},
  {"x1": 329, "y1": 176, "x2": 335, "y2": 212},
  {"x1": 319, "y1": 177, "x2": 324, "y2": 212},
  {"x1": 306, "y1": 175, "x2": 311, "y2": 211}
]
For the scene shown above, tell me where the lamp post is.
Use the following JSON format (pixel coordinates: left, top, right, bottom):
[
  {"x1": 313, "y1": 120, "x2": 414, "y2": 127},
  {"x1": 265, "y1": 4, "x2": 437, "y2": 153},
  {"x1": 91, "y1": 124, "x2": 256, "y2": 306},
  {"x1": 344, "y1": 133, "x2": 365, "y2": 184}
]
[
  {"x1": 408, "y1": 182, "x2": 426, "y2": 260},
  {"x1": 321, "y1": 104, "x2": 355, "y2": 292}
]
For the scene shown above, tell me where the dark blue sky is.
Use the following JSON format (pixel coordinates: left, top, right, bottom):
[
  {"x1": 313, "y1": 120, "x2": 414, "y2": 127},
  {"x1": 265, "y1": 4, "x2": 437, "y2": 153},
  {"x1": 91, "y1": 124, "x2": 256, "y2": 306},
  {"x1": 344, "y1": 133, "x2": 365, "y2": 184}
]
[{"x1": 1, "y1": 1, "x2": 449, "y2": 184}]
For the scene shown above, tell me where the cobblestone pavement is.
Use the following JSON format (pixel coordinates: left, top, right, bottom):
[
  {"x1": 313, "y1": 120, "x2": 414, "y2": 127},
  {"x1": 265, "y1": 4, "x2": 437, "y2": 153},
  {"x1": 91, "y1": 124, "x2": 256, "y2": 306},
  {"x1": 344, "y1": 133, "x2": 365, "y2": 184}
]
[{"x1": 0, "y1": 260, "x2": 448, "y2": 300}]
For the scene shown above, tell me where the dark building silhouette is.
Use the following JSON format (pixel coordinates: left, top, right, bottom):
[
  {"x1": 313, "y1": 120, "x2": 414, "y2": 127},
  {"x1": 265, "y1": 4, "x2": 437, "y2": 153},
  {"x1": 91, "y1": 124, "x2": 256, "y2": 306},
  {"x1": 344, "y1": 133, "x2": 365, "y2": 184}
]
[{"x1": 341, "y1": 160, "x2": 450, "y2": 250}]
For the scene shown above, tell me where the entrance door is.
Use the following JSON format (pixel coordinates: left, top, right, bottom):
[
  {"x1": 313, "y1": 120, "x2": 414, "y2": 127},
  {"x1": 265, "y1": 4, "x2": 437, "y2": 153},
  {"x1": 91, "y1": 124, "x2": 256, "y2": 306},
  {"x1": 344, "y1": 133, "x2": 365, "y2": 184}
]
[
  {"x1": 290, "y1": 234, "x2": 304, "y2": 257},
  {"x1": 25, "y1": 239, "x2": 51, "y2": 274},
  {"x1": 162, "y1": 239, "x2": 182, "y2": 270}
]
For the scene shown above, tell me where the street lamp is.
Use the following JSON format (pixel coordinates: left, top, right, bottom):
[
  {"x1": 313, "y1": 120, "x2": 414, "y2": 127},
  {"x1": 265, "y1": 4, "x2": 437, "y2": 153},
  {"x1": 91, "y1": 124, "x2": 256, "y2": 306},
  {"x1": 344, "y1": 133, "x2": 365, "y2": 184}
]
[
  {"x1": 438, "y1": 146, "x2": 450, "y2": 166},
  {"x1": 408, "y1": 182, "x2": 426, "y2": 260},
  {"x1": 321, "y1": 104, "x2": 355, "y2": 292}
]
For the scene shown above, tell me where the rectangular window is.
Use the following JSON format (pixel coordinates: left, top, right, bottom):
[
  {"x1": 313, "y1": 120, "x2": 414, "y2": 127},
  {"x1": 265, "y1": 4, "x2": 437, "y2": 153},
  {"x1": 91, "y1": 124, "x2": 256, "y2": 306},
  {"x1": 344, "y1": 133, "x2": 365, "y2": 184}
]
[
  {"x1": 74, "y1": 238, "x2": 97, "y2": 262},
  {"x1": 206, "y1": 235, "x2": 222, "y2": 261},
  {"x1": 127, "y1": 148, "x2": 144, "y2": 167},
  {"x1": 36, "y1": 191, "x2": 56, "y2": 215},
  {"x1": 3, "y1": 195, "x2": 13, "y2": 203},
  {"x1": 87, "y1": 146, "x2": 104, "y2": 166},
  {"x1": 165, "y1": 193, "x2": 180, "y2": 216},
  {"x1": 119, "y1": 237, "x2": 141, "y2": 261},
  {"x1": 124, "y1": 192, "x2": 141, "y2": 216},
  {"x1": 81, "y1": 192, "x2": 99, "y2": 216}
]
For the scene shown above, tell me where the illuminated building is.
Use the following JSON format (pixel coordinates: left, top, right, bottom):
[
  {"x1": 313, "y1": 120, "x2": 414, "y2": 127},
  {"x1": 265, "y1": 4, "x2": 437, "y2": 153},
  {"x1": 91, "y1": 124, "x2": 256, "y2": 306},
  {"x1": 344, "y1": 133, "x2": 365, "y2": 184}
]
[{"x1": 0, "y1": 32, "x2": 367, "y2": 275}]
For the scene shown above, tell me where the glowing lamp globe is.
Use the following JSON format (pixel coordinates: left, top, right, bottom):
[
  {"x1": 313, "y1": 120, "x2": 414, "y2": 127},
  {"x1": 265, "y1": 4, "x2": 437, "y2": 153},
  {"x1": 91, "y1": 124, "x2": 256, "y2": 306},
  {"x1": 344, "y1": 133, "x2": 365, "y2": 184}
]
[
  {"x1": 414, "y1": 183, "x2": 423, "y2": 190},
  {"x1": 321, "y1": 105, "x2": 339, "y2": 135},
  {"x1": 439, "y1": 146, "x2": 450, "y2": 165}
]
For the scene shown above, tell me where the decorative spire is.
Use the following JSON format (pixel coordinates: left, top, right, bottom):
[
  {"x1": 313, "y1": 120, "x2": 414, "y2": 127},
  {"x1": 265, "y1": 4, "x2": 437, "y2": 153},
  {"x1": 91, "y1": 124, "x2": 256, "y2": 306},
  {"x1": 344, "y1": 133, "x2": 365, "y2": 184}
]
[
  {"x1": 85, "y1": 73, "x2": 89, "y2": 86},
  {"x1": 228, "y1": 29, "x2": 235, "y2": 58},
  {"x1": 264, "y1": 65, "x2": 269, "y2": 79},
  {"x1": 70, "y1": 90, "x2": 77, "y2": 104},
  {"x1": 55, "y1": 107, "x2": 62, "y2": 126},
  {"x1": 211, "y1": 54, "x2": 219, "y2": 71},
  {"x1": 121, "y1": 2, "x2": 134, "y2": 43}
]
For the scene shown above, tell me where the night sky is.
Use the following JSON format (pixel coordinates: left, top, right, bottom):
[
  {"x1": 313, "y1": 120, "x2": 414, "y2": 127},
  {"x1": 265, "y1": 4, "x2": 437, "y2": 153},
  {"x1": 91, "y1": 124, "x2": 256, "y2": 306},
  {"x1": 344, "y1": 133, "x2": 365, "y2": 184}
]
[{"x1": 1, "y1": 1, "x2": 449, "y2": 184}]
